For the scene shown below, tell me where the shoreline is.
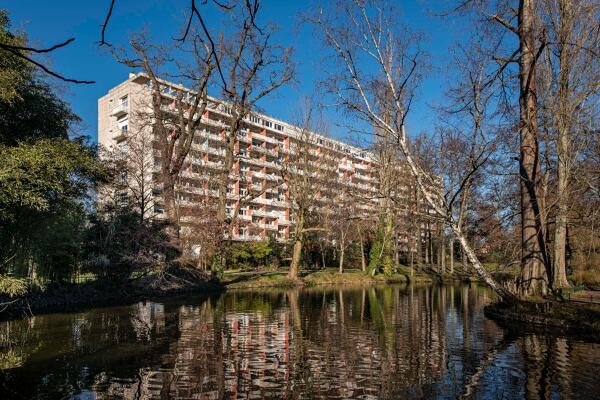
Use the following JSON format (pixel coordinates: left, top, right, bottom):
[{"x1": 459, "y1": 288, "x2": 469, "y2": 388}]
[
  {"x1": 6, "y1": 271, "x2": 599, "y2": 337},
  {"x1": 484, "y1": 299, "x2": 600, "y2": 337},
  {"x1": 0, "y1": 280, "x2": 225, "y2": 321},
  {"x1": 0, "y1": 270, "x2": 445, "y2": 320}
]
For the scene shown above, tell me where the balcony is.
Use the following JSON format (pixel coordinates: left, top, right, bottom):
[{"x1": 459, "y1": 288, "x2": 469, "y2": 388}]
[
  {"x1": 252, "y1": 209, "x2": 279, "y2": 218},
  {"x1": 233, "y1": 234, "x2": 263, "y2": 242},
  {"x1": 111, "y1": 102, "x2": 128, "y2": 117},
  {"x1": 257, "y1": 223, "x2": 278, "y2": 231},
  {"x1": 113, "y1": 128, "x2": 128, "y2": 141},
  {"x1": 252, "y1": 133, "x2": 279, "y2": 145}
]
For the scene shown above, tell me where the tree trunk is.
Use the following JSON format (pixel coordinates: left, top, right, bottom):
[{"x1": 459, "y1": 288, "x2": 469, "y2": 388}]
[
  {"x1": 439, "y1": 227, "x2": 446, "y2": 274},
  {"x1": 393, "y1": 231, "x2": 399, "y2": 273},
  {"x1": 338, "y1": 244, "x2": 345, "y2": 274},
  {"x1": 289, "y1": 237, "x2": 303, "y2": 279},
  {"x1": 359, "y1": 228, "x2": 366, "y2": 272},
  {"x1": 553, "y1": 130, "x2": 570, "y2": 288},
  {"x1": 517, "y1": 0, "x2": 549, "y2": 297},
  {"x1": 429, "y1": 225, "x2": 434, "y2": 266},
  {"x1": 425, "y1": 222, "x2": 430, "y2": 265},
  {"x1": 449, "y1": 238, "x2": 454, "y2": 274},
  {"x1": 289, "y1": 213, "x2": 304, "y2": 279},
  {"x1": 552, "y1": 0, "x2": 573, "y2": 289},
  {"x1": 453, "y1": 224, "x2": 514, "y2": 301}
]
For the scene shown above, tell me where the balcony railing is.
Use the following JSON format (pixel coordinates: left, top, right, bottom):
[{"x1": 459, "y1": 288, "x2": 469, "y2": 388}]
[
  {"x1": 111, "y1": 102, "x2": 128, "y2": 117},
  {"x1": 113, "y1": 128, "x2": 128, "y2": 141}
]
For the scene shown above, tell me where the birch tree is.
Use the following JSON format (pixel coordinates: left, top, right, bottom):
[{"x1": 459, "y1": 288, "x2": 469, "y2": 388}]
[{"x1": 315, "y1": 0, "x2": 515, "y2": 300}]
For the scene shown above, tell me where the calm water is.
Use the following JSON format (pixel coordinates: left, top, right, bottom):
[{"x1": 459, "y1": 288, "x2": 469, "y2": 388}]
[{"x1": 1, "y1": 284, "x2": 599, "y2": 399}]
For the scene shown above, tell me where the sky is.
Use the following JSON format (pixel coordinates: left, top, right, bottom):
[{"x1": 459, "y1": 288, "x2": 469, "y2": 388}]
[{"x1": 4, "y1": 0, "x2": 465, "y2": 146}]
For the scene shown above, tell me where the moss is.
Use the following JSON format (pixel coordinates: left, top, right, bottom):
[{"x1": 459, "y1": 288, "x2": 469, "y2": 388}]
[{"x1": 224, "y1": 272, "x2": 298, "y2": 289}]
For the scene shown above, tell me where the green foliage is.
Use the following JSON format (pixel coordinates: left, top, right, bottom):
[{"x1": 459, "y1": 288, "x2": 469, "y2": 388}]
[
  {"x1": 0, "y1": 11, "x2": 79, "y2": 145},
  {"x1": 0, "y1": 11, "x2": 105, "y2": 284},
  {"x1": 0, "y1": 275, "x2": 28, "y2": 298},
  {"x1": 368, "y1": 216, "x2": 395, "y2": 276},
  {"x1": 382, "y1": 255, "x2": 394, "y2": 276},
  {"x1": 0, "y1": 140, "x2": 104, "y2": 283},
  {"x1": 225, "y1": 239, "x2": 278, "y2": 270},
  {"x1": 251, "y1": 240, "x2": 273, "y2": 263},
  {"x1": 0, "y1": 139, "x2": 102, "y2": 219},
  {"x1": 0, "y1": 10, "x2": 30, "y2": 105}
]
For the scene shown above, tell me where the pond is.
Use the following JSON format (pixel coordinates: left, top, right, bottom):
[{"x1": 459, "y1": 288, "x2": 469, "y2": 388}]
[{"x1": 0, "y1": 284, "x2": 599, "y2": 399}]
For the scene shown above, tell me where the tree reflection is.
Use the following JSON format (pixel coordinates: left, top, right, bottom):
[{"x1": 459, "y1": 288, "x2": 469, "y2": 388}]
[{"x1": 0, "y1": 286, "x2": 599, "y2": 399}]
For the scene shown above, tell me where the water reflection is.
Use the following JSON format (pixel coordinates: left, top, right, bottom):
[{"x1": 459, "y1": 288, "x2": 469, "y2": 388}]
[{"x1": 1, "y1": 284, "x2": 599, "y2": 399}]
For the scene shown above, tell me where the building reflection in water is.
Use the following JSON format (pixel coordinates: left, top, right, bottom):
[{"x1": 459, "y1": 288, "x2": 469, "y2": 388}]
[{"x1": 1, "y1": 284, "x2": 599, "y2": 399}]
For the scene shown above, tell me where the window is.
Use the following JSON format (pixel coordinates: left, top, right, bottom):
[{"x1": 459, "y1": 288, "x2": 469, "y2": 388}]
[
  {"x1": 119, "y1": 95, "x2": 128, "y2": 106},
  {"x1": 263, "y1": 120, "x2": 272, "y2": 128},
  {"x1": 274, "y1": 123, "x2": 284, "y2": 131},
  {"x1": 118, "y1": 191, "x2": 128, "y2": 203},
  {"x1": 118, "y1": 119, "x2": 128, "y2": 132},
  {"x1": 249, "y1": 115, "x2": 261, "y2": 124}
]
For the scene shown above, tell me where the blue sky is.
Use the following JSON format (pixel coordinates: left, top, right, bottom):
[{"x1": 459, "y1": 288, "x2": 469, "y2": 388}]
[{"x1": 4, "y1": 1, "x2": 465, "y2": 146}]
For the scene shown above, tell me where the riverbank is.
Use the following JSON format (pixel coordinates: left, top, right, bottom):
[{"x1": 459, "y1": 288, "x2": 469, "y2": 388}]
[
  {"x1": 0, "y1": 278, "x2": 224, "y2": 320},
  {"x1": 485, "y1": 299, "x2": 600, "y2": 336},
  {"x1": 222, "y1": 269, "x2": 436, "y2": 289},
  {"x1": 0, "y1": 268, "x2": 442, "y2": 319}
]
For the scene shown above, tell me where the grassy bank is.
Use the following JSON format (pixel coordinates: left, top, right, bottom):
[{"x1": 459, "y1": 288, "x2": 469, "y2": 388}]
[
  {"x1": 222, "y1": 268, "x2": 435, "y2": 290},
  {"x1": 0, "y1": 267, "x2": 444, "y2": 319}
]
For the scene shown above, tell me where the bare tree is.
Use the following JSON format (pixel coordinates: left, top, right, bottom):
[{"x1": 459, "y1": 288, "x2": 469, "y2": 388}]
[
  {"x1": 314, "y1": 0, "x2": 515, "y2": 300},
  {"x1": 100, "y1": 129, "x2": 156, "y2": 222},
  {"x1": 114, "y1": 33, "x2": 214, "y2": 232},
  {"x1": 538, "y1": 0, "x2": 600, "y2": 288},
  {"x1": 211, "y1": 4, "x2": 295, "y2": 244},
  {"x1": 329, "y1": 183, "x2": 359, "y2": 274},
  {"x1": 280, "y1": 106, "x2": 337, "y2": 279}
]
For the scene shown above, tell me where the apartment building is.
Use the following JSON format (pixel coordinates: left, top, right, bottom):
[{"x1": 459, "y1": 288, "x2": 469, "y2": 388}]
[{"x1": 98, "y1": 73, "x2": 382, "y2": 243}]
